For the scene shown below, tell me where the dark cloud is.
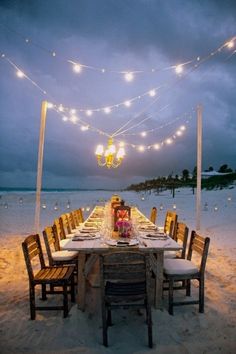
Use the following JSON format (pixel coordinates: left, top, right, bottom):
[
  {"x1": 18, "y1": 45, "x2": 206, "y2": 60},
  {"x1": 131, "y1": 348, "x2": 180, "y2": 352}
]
[{"x1": 0, "y1": 0, "x2": 235, "y2": 188}]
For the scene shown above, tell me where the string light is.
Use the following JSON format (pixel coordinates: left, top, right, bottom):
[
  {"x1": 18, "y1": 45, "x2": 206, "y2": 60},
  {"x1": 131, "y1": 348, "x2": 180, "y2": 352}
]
[
  {"x1": 226, "y1": 40, "x2": 234, "y2": 49},
  {"x1": 124, "y1": 72, "x2": 134, "y2": 82},
  {"x1": 16, "y1": 70, "x2": 25, "y2": 78},
  {"x1": 175, "y1": 65, "x2": 183, "y2": 74},
  {"x1": 73, "y1": 63, "x2": 82, "y2": 73}
]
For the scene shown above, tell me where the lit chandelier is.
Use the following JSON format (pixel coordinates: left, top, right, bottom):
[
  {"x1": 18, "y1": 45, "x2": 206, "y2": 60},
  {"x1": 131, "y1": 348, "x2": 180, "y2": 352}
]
[{"x1": 95, "y1": 138, "x2": 125, "y2": 168}]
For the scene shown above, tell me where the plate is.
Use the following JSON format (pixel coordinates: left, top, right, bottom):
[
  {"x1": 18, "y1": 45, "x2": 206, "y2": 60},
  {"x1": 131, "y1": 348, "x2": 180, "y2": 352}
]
[
  {"x1": 72, "y1": 234, "x2": 100, "y2": 241},
  {"x1": 139, "y1": 232, "x2": 167, "y2": 240},
  {"x1": 105, "y1": 239, "x2": 139, "y2": 247}
]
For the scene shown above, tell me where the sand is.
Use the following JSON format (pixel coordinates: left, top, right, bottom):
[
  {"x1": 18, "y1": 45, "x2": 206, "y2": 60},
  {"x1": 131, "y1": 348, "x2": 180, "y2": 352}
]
[{"x1": 0, "y1": 188, "x2": 235, "y2": 353}]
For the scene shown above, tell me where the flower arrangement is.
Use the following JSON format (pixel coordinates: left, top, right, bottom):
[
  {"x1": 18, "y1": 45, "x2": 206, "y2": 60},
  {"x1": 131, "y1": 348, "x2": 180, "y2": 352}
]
[{"x1": 116, "y1": 220, "x2": 132, "y2": 238}]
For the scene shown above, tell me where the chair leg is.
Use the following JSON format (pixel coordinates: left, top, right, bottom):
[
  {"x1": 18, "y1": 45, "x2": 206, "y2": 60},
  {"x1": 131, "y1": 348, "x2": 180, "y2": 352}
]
[
  {"x1": 101, "y1": 301, "x2": 108, "y2": 346},
  {"x1": 41, "y1": 284, "x2": 47, "y2": 300},
  {"x1": 199, "y1": 278, "x2": 204, "y2": 313},
  {"x1": 63, "y1": 283, "x2": 69, "y2": 318},
  {"x1": 168, "y1": 278, "x2": 174, "y2": 315},
  {"x1": 30, "y1": 285, "x2": 36, "y2": 320},
  {"x1": 146, "y1": 303, "x2": 153, "y2": 348},
  {"x1": 107, "y1": 309, "x2": 112, "y2": 326},
  {"x1": 186, "y1": 279, "x2": 191, "y2": 296},
  {"x1": 71, "y1": 276, "x2": 75, "y2": 303}
]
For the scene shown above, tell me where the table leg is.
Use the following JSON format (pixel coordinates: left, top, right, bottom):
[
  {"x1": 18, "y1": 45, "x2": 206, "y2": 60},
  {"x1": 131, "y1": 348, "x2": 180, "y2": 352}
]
[
  {"x1": 77, "y1": 253, "x2": 86, "y2": 310},
  {"x1": 150, "y1": 251, "x2": 164, "y2": 309}
]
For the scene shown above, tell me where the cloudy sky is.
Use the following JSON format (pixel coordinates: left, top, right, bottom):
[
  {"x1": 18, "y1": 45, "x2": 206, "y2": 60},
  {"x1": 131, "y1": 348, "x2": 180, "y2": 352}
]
[{"x1": 0, "y1": 0, "x2": 235, "y2": 189}]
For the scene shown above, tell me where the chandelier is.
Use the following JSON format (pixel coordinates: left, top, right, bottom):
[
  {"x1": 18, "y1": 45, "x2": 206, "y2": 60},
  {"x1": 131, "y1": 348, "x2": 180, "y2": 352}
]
[{"x1": 95, "y1": 138, "x2": 125, "y2": 168}]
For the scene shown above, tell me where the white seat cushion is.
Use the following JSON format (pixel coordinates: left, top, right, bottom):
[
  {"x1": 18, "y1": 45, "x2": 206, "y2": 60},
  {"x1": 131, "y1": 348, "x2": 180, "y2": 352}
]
[
  {"x1": 59, "y1": 239, "x2": 70, "y2": 249},
  {"x1": 164, "y1": 251, "x2": 177, "y2": 259},
  {"x1": 52, "y1": 250, "x2": 78, "y2": 261},
  {"x1": 164, "y1": 259, "x2": 198, "y2": 275}
]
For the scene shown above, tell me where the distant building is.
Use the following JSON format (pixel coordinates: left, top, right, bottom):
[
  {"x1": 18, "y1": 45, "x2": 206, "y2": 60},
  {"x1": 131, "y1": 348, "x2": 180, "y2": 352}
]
[{"x1": 201, "y1": 171, "x2": 231, "y2": 179}]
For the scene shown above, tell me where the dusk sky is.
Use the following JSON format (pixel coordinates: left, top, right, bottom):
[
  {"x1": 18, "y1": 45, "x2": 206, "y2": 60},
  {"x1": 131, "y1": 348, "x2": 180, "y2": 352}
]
[{"x1": 0, "y1": 0, "x2": 235, "y2": 189}]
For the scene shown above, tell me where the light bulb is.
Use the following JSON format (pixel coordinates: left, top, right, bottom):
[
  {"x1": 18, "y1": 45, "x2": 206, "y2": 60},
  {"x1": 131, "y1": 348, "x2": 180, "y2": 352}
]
[
  {"x1": 149, "y1": 89, "x2": 156, "y2": 97},
  {"x1": 138, "y1": 145, "x2": 145, "y2": 152},
  {"x1": 154, "y1": 144, "x2": 160, "y2": 150},
  {"x1": 227, "y1": 40, "x2": 234, "y2": 49},
  {"x1": 141, "y1": 131, "x2": 147, "y2": 137},
  {"x1": 47, "y1": 102, "x2": 54, "y2": 109},
  {"x1": 95, "y1": 145, "x2": 104, "y2": 156},
  {"x1": 117, "y1": 147, "x2": 125, "y2": 159},
  {"x1": 124, "y1": 100, "x2": 131, "y2": 107},
  {"x1": 70, "y1": 115, "x2": 78, "y2": 124},
  {"x1": 86, "y1": 110, "x2": 92, "y2": 116},
  {"x1": 104, "y1": 107, "x2": 111, "y2": 114},
  {"x1": 124, "y1": 72, "x2": 134, "y2": 82},
  {"x1": 175, "y1": 65, "x2": 183, "y2": 74},
  {"x1": 166, "y1": 138, "x2": 172, "y2": 144},
  {"x1": 176, "y1": 130, "x2": 182, "y2": 136},
  {"x1": 62, "y1": 116, "x2": 68, "y2": 122},
  {"x1": 73, "y1": 63, "x2": 82, "y2": 73},
  {"x1": 58, "y1": 104, "x2": 64, "y2": 112},
  {"x1": 16, "y1": 70, "x2": 25, "y2": 78}
]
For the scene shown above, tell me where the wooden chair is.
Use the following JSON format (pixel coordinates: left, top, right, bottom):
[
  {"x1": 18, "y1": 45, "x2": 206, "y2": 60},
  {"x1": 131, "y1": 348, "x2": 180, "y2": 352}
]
[
  {"x1": 164, "y1": 222, "x2": 189, "y2": 259},
  {"x1": 59, "y1": 214, "x2": 74, "y2": 237},
  {"x1": 71, "y1": 210, "x2": 82, "y2": 228},
  {"x1": 164, "y1": 210, "x2": 178, "y2": 239},
  {"x1": 75, "y1": 208, "x2": 84, "y2": 223},
  {"x1": 150, "y1": 207, "x2": 157, "y2": 224},
  {"x1": 43, "y1": 226, "x2": 78, "y2": 267},
  {"x1": 163, "y1": 231, "x2": 210, "y2": 315},
  {"x1": 100, "y1": 251, "x2": 153, "y2": 348},
  {"x1": 22, "y1": 234, "x2": 75, "y2": 319}
]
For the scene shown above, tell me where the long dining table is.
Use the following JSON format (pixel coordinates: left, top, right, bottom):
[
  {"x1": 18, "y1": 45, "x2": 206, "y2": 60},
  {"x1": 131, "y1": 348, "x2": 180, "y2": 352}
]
[{"x1": 63, "y1": 204, "x2": 182, "y2": 311}]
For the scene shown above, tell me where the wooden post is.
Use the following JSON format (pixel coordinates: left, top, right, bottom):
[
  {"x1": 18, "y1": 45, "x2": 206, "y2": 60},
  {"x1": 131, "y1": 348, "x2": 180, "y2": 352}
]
[
  {"x1": 35, "y1": 101, "x2": 48, "y2": 233},
  {"x1": 196, "y1": 105, "x2": 202, "y2": 231}
]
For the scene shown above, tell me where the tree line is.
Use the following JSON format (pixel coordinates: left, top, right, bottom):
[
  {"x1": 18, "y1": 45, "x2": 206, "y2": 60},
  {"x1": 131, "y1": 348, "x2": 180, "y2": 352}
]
[{"x1": 126, "y1": 164, "x2": 236, "y2": 197}]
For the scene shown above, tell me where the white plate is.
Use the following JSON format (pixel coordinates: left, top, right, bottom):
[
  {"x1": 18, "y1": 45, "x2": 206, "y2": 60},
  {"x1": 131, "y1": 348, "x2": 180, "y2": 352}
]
[
  {"x1": 105, "y1": 239, "x2": 139, "y2": 247},
  {"x1": 72, "y1": 234, "x2": 100, "y2": 241},
  {"x1": 139, "y1": 232, "x2": 167, "y2": 240}
]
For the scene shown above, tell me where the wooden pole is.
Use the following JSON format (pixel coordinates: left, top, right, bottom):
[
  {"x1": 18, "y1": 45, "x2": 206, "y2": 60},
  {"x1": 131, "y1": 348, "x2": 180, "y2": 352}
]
[
  {"x1": 35, "y1": 101, "x2": 47, "y2": 233},
  {"x1": 196, "y1": 105, "x2": 202, "y2": 231}
]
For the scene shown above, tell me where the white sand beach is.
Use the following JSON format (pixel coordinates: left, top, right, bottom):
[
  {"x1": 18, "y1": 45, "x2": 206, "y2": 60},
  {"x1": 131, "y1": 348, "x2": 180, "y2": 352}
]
[{"x1": 0, "y1": 188, "x2": 236, "y2": 353}]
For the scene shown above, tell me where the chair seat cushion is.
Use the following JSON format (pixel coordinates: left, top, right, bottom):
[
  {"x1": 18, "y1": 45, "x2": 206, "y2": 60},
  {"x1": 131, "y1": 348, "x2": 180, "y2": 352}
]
[
  {"x1": 164, "y1": 259, "x2": 198, "y2": 275},
  {"x1": 164, "y1": 251, "x2": 176, "y2": 259},
  {"x1": 52, "y1": 250, "x2": 78, "y2": 261},
  {"x1": 60, "y1": 239, "x2": 69, "y2": 249}
]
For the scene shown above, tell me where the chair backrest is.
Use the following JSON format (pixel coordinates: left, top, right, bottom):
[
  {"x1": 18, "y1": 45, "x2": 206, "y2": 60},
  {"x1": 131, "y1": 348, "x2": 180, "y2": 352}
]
[
  {"x1": 164, "y1": 211, "x2": 178, "y2": 238},
  {"x1": 75, "y1": 208, "x2": 84, "y2": 223},
  {"x1": 71, "y1": 210, "x2": 80, "y2": 227},
  {"x1": 100, "y1": 251, "x2": 150, "y2": 294},
  {"x1": 59, "y1": 214, "x2": 72, "y2": 235},
  {"x1": 187, "y1": 231, "x2": 210, "y2": 274},
  {"x1": 150, "y1": 207, "x2": 157, "y2": 224},
  {"x1": 54, "y1": 218, "x2": 66, "y2": 240},
  {"x1": 175, "y1": 222, "x2": 189, "y2": 258},
  {"x1": 67, "y1": 212, "x2": 76, "y2": 230},
  {"x1": 22, "y1": 234, "x2": 45, "y2": 282},
  {"x1": 43, "y1": 226, "x2": 60, "y2": 266}
]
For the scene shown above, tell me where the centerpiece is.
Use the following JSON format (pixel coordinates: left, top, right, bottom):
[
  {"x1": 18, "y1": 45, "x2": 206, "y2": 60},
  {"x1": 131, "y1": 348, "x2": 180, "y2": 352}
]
[{"x1": 116, "y1": 220, "x2": 132, "y2": 238}]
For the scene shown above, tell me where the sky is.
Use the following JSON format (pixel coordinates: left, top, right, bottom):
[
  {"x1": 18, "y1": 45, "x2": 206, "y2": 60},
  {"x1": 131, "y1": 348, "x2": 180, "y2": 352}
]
[{"x1": 0, "y1": 0, "x2": 235, "y2": 189}]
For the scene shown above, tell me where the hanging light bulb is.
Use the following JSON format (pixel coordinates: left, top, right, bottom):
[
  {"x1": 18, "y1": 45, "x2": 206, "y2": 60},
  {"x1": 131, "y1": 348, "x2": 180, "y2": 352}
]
[
  {"x1": 124, "y1": 100, "x2": 131, "y2": 107},
  {"x1": 149, "y1": 89, "x2": 156, "y2": 97},
  {"x1": 160, "y1": 203, "x2": 164, "y2": 211},
  {"x1": 73, "y1": 63, "x2": 82, "y2": 73},
  {"x1": 226, "y1": 40, "x2": 234, "y2": 49},
  {"x1": 175, "y1": 65, "x2": 183, "y2": 74},
  {"x1": 124, "y1": 72, "x2": 134, "y2": 82},
  {"x1": 104, "y1": 107, "x2": 111, "y2": 114},
  {"x1": 16, "y1": 70, "x2": 25, "y2": 78}
]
